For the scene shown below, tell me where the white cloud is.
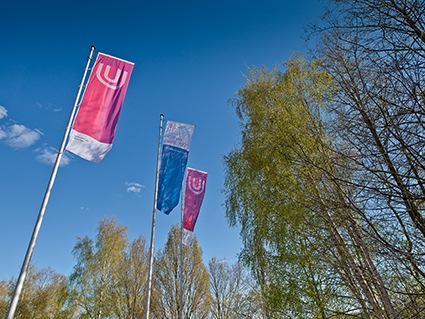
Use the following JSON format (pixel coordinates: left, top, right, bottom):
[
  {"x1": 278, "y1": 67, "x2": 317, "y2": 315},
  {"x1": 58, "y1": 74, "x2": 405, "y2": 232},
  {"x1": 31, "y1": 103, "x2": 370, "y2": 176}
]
[
  {"x1": 0, "y1": 124, "x2": 42, "y2": 148},
  {"x1": 126, "y1": 182, "x2": 145, "y2": 194},
  {"x1": 0, "y1": 106, "x2": 8, "y2": 119},
  {"x1": 35, "y1": 146, "x2": 71, "y2": 167},
  {"x1": 0, "y1": 128, "x2": 6, "y2": 139}
]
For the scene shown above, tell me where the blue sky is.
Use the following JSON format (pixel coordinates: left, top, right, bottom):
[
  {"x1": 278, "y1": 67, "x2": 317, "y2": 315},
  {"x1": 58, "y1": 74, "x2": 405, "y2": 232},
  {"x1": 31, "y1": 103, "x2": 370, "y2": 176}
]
[{"x1": 0, "y1": 0, "x2": 325, "y2": 280}]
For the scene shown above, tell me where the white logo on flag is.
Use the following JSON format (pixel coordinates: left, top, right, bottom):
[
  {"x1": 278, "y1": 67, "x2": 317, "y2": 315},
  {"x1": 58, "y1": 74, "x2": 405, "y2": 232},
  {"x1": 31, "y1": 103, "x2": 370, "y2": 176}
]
[
  {"x1": 188, "y1": 176, "x2": 206, "y2": 195},
  {"x1": 96, "y1": 63, "x2": 128, "y2": 90}
]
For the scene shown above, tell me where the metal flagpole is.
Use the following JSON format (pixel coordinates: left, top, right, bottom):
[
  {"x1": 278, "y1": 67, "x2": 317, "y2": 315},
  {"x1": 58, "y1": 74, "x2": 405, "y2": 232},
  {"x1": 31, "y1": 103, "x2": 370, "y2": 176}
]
[
  {"x1": 6, "y1": 45, "x2": 96, "y2": 319},
  {"x1": 145, "y1": 113, "x2": 164, "y2": 319},
  {"x1": 179, "y1": 172, "x2": 186, "y2": 319}
]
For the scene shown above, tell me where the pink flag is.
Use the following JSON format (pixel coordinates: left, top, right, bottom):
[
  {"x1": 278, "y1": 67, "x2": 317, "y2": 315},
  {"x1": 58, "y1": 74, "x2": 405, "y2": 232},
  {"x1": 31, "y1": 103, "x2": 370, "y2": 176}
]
[
  {"x1": 182, "y1": 168, "x2": 207, "y2": 246},
  {"x1": 66, "y1": 52, "x2": 134, "y2": 162}
]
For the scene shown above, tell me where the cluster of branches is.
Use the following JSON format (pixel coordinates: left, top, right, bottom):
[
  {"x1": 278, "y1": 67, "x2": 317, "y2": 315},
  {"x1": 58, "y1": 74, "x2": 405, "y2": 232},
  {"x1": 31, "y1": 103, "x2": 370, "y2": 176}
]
[
  {"x1": 0, "y1": 218, "x2": 265, "y2": 319},
  {"x1": 224, "y1": 0, "x2": 425, "y2": 318}
]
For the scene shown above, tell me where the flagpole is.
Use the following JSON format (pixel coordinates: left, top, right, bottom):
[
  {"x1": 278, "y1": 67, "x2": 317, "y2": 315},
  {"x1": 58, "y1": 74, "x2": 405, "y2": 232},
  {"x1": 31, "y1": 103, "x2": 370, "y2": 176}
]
[
  {"x1": 6, "y1": 45, "x2": 96, "y2": 319},
  {"x1": 179, "y1": 171, "x2": 186, "y2": 319},
  {"x1": 145, "y1": 113, "x2": 164, "y2": 319}
]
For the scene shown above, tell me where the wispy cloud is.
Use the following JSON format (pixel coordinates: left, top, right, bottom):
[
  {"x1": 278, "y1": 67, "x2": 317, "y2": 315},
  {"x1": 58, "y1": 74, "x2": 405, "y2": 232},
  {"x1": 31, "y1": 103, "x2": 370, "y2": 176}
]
[
  {"x1": 126, "y1": 182, "x2": 145, "y2": 194},
  {"x1": 0, "y1": 105, "x2": 7, "y2": 119},
  {"x1": 35, "y1": 146, "x2": 72, "y2": 167},
  {"x1": 0, "y1": 106, "x2": 42, "y2": 148},
  {"x1": 35, "y1": 101, "x2": 62, "y2": 113},
  {"x1": 0, "y1": 105, "x2": 73, "y2": 167},
  {"x1": 0, "y1": 124, "x2": 42, "y2": 148}
]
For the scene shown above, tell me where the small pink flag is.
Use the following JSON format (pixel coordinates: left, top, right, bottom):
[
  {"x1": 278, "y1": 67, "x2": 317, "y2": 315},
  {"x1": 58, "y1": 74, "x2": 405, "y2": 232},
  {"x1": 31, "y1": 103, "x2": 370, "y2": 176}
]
[
  {"x1": 182, "y1": 168, "x2": 207, "y2": 246},
  {"x1": 66, "y1": 52, "x2": 134, "y2": 162}
]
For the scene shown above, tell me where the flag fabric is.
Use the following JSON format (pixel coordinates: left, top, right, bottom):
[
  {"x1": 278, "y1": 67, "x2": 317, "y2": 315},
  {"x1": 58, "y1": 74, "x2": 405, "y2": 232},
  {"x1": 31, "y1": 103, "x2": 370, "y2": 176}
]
[
  {"x1": 66, "y1": 52, "x2": 134, "y2": 162},
  {"x1": 157, "y1": 120, "x2": 195, "y2": 215},
  {"x1": 182, "y1": 168, "x2": 207, "y2": 246}
]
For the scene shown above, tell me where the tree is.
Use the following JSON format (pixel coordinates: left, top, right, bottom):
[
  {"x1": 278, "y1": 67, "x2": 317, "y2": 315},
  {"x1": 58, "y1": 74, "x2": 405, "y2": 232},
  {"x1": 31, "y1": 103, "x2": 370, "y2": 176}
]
[
  {"x1": 110, "y1": 236, "x2": 149, "y2": 319},
  {"x1": 0, "y1": 266, "x2": 74, "y2": 319},
  {"x1": 151, "y1": 224, "x2": 211, "y2": 319},
  {"x1": 224, "y1": 56, "x2": 349, "y2": 318},
  {"x1": 223, "y1": 53, "x2": 413, "y2": 318},
  {"x1": 0, "y1": 280, "x2": 8, "y2": 318},
  {"x1": 312, "y1": 0, "x2": 425, "y2": 316},
  {"x1": 225, "y1": 2, "x2": 425, "y2": 315},
  {"x1": 69, "y1": 217, "x2": 128, "y2": 319},
  {"x1": 208, "y1": 257, "x2": 265, "y2": 319}
]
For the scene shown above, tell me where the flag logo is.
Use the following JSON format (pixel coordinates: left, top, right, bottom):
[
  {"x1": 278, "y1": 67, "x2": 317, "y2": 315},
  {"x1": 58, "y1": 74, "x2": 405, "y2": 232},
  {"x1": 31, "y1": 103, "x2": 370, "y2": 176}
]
[
  {"x1": 96, "y1": 62, "x2": 129, "y2": 90},
  {"x1": 188, "y1": 175, "x2": 206, "y2": 195}
]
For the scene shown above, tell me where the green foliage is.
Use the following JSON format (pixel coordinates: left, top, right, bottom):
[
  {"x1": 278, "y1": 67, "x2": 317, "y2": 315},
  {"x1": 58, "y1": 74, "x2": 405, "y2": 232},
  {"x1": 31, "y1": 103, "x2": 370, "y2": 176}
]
[
  {"x1": 226, "y1": 1, "x2": 425, "y2": 317},
  {"x1": 69, "y1": 216, "x2": 148, "y2": 319},
  {"x1": 1, "y1": 218, "x2": 264, "y2": 318},
  {"x1": 225, "y1": 55, "x2": 337, "y2": 318},
  {"x1": 111, "y1": 236, "x2": 148, "y2": 318},
  {"x1": 70, "y1": 217, "x2": 127, "y2": 318},
  {"x1": 0, "y1": 266, "x2": 74, "y2": 319},
  {"x1": 151, "y1": 224, "x2": 211, "y2": 319}
]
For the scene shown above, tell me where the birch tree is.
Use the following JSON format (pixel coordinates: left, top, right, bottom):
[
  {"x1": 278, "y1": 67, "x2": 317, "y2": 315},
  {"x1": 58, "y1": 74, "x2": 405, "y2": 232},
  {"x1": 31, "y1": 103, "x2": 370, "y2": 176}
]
[
  {"x1": 224, "y1": 54, "x2": 402, "y2": 318},
  {"x1": 69, "y1": 217, "x2": 127, "y2": 319},
  {"x1": 313, "y1": 0, "x2": 425, "y2": 316},
  {"x1": 110, "y1": 236, "x2": 149, "y2": 319},
  {"x1": 208, "y1": 257, "x2": 265, "y2": 319},
  {"x1": 151, "y1": 224, "x2": 211, "y2": 319}
]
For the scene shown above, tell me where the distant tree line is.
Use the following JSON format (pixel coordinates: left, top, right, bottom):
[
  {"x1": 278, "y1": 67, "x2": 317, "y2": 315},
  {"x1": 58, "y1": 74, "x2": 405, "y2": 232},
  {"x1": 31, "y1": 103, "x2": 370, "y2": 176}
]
[{"x1": 0, "y1": 218, "x2": 265, "y2": 319}]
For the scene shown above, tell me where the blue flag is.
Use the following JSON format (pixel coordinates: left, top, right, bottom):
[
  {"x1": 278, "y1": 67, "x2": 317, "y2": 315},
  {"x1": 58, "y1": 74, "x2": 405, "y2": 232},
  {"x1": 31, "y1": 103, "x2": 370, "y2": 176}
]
[{"x1": 157, "y1": 120, "x2": 195, "y2": 215}]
